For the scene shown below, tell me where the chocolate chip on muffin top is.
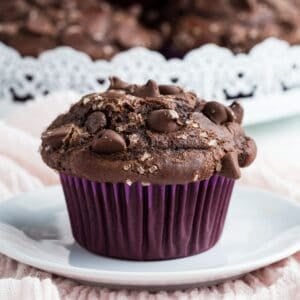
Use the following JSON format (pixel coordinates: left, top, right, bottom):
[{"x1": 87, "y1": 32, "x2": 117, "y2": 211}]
[{"x1": 41, "y1": 77, "x2": 257, "y2": 184}]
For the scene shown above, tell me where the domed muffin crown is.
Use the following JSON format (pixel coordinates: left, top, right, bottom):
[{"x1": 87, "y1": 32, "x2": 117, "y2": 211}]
[{"x1": 41, "y1": 77, "x2": 256, "y2": 184}]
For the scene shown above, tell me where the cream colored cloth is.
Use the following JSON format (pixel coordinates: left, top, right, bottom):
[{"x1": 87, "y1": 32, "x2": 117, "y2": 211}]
[{"x1": 0, "y1": 93, "x2": 300, "y2": 300}]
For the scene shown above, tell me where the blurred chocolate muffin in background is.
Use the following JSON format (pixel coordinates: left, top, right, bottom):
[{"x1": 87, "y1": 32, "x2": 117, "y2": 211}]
[
  {"x1": 0, "y1": 0, "x2": 164, "y2": 59},
  {"x1": 169, "y1": 0, "x2": 300, "y2": 55},
  {"x1": 1, "y1": 0, "x2": 300, "y2": 59},
  {"x1": 60, "y1": 3, "x2": 163, "y2": 59}
]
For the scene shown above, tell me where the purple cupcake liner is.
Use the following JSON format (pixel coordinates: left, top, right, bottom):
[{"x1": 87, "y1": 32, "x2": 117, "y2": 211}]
[{"x1": 59, "y1": 174, "x2": 235, "y2": 261}]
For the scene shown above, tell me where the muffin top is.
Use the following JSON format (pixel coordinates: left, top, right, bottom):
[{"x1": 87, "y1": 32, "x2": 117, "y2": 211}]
[{"x1": 41, "y1": 78, "x2": 257, "y2": 184}]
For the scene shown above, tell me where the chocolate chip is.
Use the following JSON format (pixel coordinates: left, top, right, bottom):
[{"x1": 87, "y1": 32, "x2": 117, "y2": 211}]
[
  {"x1": 159, "y1": 85, "x2": 183, "y2": 95},
  {"x1": 109, "y1": 77, "x2": 130, "y2": 90},
  {"x1": 70, "y1": 102, "x2": 90, "y2": 119},
  {"x1": 238, "y1": 137, "x2": 257, "y2": 167},
  {"x1": 147, "y1": 109, "x2": 180, "y2": 133},
  {"x1": 113, "y1": 13, "x2": 162, "y2": 49},
  {"x1": 25, "y1": 11, "x2": 55, "y2": 36},
  {"x1": 230, "y1": 0, "x2": 256, "y2": 11},
  {"x1": 62, "y1": 25, "x2": 117, "y2": 60},
  {"x1": 133, "y1": 80, "x2": 160, "y2": 97},
  {"x1": 219, "y1": 152, "x2": 241, "y2": 179},
  {"x1": 85, "y1": 111, "x2": 107, "y2": 133},
  {"x1": 42, "y1": 124, "x2": 73, "y2": 149},
  {"x1": 92, "y1": 129, "x2": 126, "y2": 154},
  {"x1": 230, "y1": 101, "x2": 244, "y2": 124},
  {"x1": 226, "y1": 107, "x2": 236, "y2": 122},
  {"x1": 81, "y1": 9, "x2": 110, "y2": 42},
  {"x1": 203, "y1": 101, "x2": 228, "y2": 125}
]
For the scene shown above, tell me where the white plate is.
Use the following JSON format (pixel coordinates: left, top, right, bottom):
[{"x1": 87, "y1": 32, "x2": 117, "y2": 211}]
[
  {"x1": 241, "y1": 89, "x2": 300, "y2": 126},
  {"x1": 0, "y1": 185, "x2": 300, "y2": 290}
]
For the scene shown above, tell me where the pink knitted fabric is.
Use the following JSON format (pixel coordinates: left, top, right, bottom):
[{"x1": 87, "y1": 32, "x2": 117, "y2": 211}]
[{"x1": 0, "y1": 93, "x2": 300, "y2": 300}]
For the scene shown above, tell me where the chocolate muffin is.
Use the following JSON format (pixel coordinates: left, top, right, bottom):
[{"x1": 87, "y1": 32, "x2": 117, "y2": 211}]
[
  {"x1": 170, "y1": 0, "x2": 300, "y2": 55},
  {"x1": 2, "y1": 0, "x2": 300, "y2": 59},
  {"x1": 41, "y1": 78, "x2": 257, "y2": 260},
  {"x1": 0, "y1": 0, "x2": 163, "y2": 59}
]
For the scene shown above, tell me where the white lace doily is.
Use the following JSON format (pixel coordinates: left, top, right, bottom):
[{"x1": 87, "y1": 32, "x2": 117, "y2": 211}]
[
  {"x1": 1, "y1": 38, "x2": 300, "y2": 125},
  {"x1": 1, "y1": 38, "x2": 300, "y2": 103}
]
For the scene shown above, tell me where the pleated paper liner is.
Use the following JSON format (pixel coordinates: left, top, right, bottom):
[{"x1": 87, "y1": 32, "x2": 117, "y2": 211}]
[{"x1": 60, "y1": 173, "x2": 235, "y2": 261}]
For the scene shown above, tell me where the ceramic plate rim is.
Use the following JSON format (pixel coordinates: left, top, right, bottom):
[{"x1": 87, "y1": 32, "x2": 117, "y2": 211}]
[{"x1": 0, "y1": 185, "x2": 300, "y2": 287}]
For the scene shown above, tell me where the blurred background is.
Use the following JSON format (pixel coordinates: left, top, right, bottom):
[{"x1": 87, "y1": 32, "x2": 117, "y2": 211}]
[
  {"x1": 2, "y1": 0, "x2": 300, "y2": 58},
  {"x1": 0, "y1": 0, "x2": 300, "y2": 198}
]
